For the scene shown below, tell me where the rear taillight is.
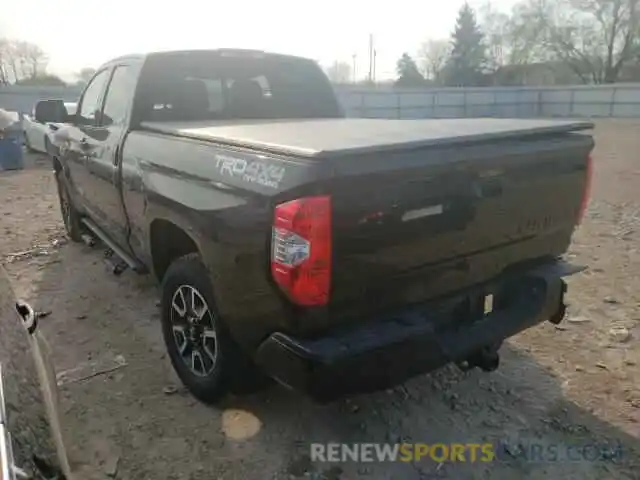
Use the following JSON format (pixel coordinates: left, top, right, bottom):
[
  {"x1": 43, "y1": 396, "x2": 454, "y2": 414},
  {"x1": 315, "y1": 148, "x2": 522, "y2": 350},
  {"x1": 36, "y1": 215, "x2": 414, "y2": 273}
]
[
  {"x1": 577, "y1": 154, "x2": 593, "y2": 224},
  {"x1": 271, "y1": 196, "x2": 331, "y2": 306}
]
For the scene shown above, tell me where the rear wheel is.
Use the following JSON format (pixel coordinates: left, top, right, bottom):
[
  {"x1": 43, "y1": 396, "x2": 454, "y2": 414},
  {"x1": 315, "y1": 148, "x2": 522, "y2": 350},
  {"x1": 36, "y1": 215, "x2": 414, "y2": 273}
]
[
  {"x1": 160, "y1": 254, "x2": 269, "y2": 404},
  {"x1": 44, "y1": 136, "x2": 52, "y2": 156},
  {"x1": 54, "y1": 170, "x2": 83, "y2": 242}
]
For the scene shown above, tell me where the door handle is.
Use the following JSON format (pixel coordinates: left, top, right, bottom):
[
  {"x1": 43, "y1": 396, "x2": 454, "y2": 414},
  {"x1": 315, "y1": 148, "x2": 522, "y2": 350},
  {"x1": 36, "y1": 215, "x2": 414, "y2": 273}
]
[{"x1": 112, "y1": 145, "x2": 120, "y2": 166}]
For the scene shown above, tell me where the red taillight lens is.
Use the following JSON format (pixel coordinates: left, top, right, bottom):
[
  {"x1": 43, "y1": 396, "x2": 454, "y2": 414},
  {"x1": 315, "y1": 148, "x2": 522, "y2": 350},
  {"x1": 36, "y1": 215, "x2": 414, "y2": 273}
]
[
  {"x1": 577, "y1": 154, "x2": 593, "y2": 224},
  {"x1": 271, "y1": 196, "x2": 331, "y2": 306}
]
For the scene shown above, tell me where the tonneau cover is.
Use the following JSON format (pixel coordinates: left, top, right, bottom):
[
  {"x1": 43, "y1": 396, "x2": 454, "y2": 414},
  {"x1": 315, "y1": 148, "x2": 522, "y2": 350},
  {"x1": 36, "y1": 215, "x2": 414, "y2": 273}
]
[{"x1": 141, "y1": 118, "x2": 593, "y2": 159}]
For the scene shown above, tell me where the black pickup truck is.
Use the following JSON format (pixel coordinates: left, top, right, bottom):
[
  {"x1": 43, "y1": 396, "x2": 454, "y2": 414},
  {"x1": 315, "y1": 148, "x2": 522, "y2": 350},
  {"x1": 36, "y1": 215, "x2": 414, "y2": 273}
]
[{"x1": 37, "y1": 49, "x2": 594, "y2": 403}]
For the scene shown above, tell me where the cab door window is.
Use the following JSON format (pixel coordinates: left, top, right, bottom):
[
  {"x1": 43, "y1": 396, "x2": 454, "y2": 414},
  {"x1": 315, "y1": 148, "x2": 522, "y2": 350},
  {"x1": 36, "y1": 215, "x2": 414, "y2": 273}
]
[
  {"x1": 100, "y1": 65, "x2": 136, "y2": 126},
  {"x1": 77, "y1": 70, "x2": 110, "y2": 125}
]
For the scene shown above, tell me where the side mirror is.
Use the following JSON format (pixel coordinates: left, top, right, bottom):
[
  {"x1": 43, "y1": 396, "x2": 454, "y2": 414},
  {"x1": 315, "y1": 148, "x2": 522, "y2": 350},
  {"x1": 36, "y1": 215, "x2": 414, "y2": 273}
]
[{"x1": 34, "y1": 100, "x2": 67, "y2": 124}]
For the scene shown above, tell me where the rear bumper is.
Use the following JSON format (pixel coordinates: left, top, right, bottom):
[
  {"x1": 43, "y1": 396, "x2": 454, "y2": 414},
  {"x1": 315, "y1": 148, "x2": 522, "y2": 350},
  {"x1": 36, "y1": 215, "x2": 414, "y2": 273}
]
[{"x1": 254, "y1": 260, "x2": 583, "y2": 402}]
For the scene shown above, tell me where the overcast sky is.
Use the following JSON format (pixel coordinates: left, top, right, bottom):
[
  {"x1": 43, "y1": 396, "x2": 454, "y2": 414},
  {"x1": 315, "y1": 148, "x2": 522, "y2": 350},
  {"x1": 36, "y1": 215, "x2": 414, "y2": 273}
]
[{"x1": 2, "y1": 0, "x2": 517, "y2": 81}]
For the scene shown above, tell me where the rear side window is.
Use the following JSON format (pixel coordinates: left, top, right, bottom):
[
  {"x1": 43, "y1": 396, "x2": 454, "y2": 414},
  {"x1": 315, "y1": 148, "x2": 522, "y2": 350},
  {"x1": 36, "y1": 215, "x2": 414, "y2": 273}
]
[
  {"x1": 199, "y1": 78, "x2": 224, "y2": 112},
  {"x1": 77, "y1": 70, "x2": 110, "y2": 125},
  {"x1": 135, "y1": 51, "x2": 343, "y2": 123},
  {"x1": 231, "y1": 75, "x2": 271, "y2": 96},
  {"x1": 101, "y1": 65, "x2": 136, "y2": 126},
  {"x1": 183, "y1": 76, "x2": 268, "y2": 114}
]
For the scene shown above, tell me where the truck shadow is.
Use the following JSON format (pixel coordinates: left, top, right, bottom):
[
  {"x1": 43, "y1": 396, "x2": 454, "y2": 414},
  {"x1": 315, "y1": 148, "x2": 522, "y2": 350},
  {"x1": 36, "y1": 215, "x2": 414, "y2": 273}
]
[
  {"x1": 228, "y1": 347, "x2": 640, "y2": 479},
  {"x1": 20, "y1": 243, "x2": 640, "y2": 480}
]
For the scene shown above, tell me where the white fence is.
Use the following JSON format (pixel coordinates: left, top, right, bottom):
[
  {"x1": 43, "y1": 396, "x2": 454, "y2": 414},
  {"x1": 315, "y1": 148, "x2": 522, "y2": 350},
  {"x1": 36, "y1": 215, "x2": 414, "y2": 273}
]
[
  {"x1": 2, "y1": 83, "x2": 640, "y2": 119},
  {"x1": 336, "y1": 84, "x2": 640, "y2": 119}
]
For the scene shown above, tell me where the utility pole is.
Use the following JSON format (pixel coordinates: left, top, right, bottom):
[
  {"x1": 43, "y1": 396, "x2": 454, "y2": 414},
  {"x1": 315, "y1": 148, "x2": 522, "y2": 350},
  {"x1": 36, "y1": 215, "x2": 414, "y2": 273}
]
[
  {"x1": 373, "y1": 49, "x2": 377, "y2": 84},
  {"x1": 368, "y1": 34, "x2": 374, "y2": 83},
  {"x1": 352, "y1": 54, "x2": 357, "y2": 83}
]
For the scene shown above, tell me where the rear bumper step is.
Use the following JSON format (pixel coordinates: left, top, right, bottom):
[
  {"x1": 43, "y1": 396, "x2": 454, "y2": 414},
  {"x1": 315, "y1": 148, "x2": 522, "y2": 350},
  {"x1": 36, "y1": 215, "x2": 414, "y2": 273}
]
[{"x1": 254, "y1": 259, "x2": 581, "y2": 402}]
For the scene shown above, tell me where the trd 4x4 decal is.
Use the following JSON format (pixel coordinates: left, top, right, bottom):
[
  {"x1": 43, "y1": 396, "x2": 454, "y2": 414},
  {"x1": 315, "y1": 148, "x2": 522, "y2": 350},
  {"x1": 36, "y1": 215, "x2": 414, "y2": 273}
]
[{"x1": 215, "y1": 154, "x2": 285, "y2": 189}]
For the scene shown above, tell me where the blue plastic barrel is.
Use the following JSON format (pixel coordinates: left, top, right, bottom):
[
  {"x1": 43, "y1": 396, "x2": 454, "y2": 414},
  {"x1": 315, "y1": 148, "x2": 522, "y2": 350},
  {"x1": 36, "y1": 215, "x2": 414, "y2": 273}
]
[{"x1": 0, "y1": 113, "x2": 24, "y2": 171}]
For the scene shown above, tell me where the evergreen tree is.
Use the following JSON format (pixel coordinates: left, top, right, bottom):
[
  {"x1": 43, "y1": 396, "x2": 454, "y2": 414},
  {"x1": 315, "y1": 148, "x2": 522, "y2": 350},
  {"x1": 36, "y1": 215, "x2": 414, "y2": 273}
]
[
  {"x1": 445, "y1": 3, "x2": 487, "y2": 86},
  {"x1": 395, "y1": 53, "x2": 427, "y2": 87}
]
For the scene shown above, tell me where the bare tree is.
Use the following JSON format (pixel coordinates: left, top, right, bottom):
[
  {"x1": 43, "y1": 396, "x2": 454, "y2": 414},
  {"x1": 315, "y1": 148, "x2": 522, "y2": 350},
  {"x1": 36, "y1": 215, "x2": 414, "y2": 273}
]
[
  {"x1": 1, "y1": 41, "x2": 21, "y2": 83},
  {"x1": 0, "y1": 40, "x2": 48, "y2": 83},
  {"x1": 325, "y1": 61, "x2": 352, "y2": 84},
  {"x1": 22, "y1": 42, "x2": 48, "y2": 78},
  {"x1": 13, "y1": 42, "x2": 31, "y2": 79},
  {"x1": 479, "y1": 2, "x2": 514, "y2": 71},
  {"x1": 504, "y1": 1, "x2": 551, "y2": 66},
  {"x1": 0, "y1": 39, "x2": 9, "y2": 85},
  {"x1": 528, "y1": 0, "x2": 640, "y2": 83},
  {"x1": 418, "y1": 39, "x2": 451, "y2": 83}
]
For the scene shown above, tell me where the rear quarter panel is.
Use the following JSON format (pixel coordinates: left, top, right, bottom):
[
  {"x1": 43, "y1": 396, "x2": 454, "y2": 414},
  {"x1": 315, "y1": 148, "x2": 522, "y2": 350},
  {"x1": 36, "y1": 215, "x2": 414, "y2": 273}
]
[{"x1": 120, "y1": 132, "x2": 326, "y2": 349}]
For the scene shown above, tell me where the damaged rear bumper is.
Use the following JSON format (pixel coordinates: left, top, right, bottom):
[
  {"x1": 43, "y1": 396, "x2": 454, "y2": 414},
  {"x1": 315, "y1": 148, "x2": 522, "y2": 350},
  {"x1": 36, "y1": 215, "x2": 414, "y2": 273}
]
[{"x1": 255, "y1": 259, "x2": 583, "y2": 402}]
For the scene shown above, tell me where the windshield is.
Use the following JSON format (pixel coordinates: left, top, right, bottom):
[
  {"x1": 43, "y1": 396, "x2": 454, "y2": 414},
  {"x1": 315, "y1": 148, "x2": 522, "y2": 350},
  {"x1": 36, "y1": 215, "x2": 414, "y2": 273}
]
[{"x1": 134, "y1": 51, "x2": 344, "y2": 123}]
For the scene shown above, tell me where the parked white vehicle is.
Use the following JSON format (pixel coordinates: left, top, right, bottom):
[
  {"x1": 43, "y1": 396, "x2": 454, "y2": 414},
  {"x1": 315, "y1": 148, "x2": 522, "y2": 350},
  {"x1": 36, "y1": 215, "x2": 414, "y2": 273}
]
[{"x1": 23, "y1": 101, "x2": 77, "y2": 154}]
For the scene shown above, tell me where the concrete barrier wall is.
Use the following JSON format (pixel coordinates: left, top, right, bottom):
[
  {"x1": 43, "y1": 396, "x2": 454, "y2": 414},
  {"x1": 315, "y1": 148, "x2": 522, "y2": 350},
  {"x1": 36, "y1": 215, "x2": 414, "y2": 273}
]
[
  {"x1": 2, "y1": 83, "x2": 639, "y2": 118},
  {"x1": 0, "y1": 86, "x2": 83, "y2": 114}
]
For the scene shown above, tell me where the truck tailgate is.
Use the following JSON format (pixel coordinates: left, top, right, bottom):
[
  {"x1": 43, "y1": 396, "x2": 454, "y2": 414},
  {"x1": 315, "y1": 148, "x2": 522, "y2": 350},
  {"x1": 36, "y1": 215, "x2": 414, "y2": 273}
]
[{"x1": 321, "y1": 132, "x2": 593, "y2": 323}]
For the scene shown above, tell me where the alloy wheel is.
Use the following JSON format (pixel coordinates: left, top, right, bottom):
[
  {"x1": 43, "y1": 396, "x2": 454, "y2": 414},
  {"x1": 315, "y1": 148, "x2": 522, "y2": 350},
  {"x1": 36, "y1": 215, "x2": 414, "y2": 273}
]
[{"x1": 169, "y1": 285, "x2": 218, "y2": 377}]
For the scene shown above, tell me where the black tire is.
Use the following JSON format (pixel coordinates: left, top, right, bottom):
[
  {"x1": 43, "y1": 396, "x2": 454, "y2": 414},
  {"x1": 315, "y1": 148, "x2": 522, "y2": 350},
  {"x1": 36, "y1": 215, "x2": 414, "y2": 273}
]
[
  {"x1": 54, "y1": 170, "x2": 83, "y2": 242},
  {"x1": 44, "y1": 136, "x2": 52, "y2": 157},
  {"x1": 160, "y1": 254, "x2": 268, "y2": 404}
]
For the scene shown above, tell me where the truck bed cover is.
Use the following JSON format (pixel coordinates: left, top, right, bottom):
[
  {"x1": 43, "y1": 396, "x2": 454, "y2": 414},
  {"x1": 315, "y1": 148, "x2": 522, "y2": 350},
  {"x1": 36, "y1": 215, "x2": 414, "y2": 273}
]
[{"x1": 141, "y1": 118, "x2": 593, "y2": 159}]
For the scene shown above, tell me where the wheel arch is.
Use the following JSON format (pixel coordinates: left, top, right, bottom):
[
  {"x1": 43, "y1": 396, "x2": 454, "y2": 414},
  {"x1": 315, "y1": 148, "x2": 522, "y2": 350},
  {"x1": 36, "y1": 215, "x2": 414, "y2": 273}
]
[{"x1": 149, "y1": 218, "x2": 202, "y2": 283}]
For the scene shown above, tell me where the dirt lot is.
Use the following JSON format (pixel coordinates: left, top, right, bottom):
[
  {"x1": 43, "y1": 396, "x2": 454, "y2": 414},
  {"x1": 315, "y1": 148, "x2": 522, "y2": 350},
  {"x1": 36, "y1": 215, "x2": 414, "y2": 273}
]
[{"x1": 1, "y1": 121, "x2": 639, "y2": 479}]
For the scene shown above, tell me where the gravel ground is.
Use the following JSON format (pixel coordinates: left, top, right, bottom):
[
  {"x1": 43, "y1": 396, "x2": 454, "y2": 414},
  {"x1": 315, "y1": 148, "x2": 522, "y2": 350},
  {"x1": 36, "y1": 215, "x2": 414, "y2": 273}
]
[{"x1": 1, "y1": 120, "x2": 639, "y2": 479}]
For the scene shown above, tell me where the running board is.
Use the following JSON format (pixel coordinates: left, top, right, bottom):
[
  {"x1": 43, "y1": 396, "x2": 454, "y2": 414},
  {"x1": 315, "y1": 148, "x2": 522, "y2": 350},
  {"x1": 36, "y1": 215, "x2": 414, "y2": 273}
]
[{"x1": 80, "y1": 218, "x2": 147, "y2": 274}]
